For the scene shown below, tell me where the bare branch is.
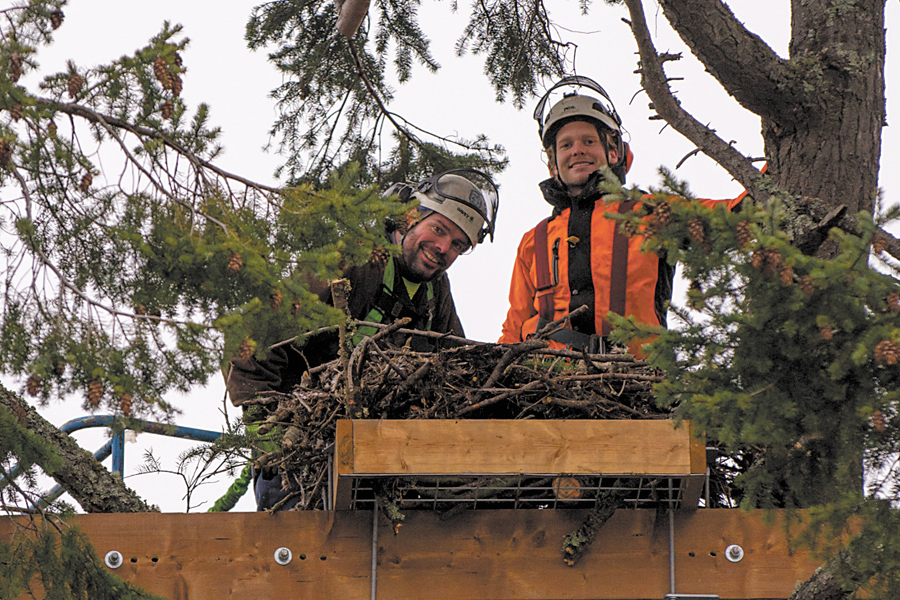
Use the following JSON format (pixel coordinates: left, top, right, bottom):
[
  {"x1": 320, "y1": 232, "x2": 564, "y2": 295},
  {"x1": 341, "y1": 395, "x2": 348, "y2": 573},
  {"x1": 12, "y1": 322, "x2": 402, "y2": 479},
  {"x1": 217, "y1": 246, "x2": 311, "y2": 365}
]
[
  {"x1": 656, "y1": 0, "x2": 796, "y2": 121},
  {"x1": 622, "y1": 0, "x2": 770, "y2": 204}
]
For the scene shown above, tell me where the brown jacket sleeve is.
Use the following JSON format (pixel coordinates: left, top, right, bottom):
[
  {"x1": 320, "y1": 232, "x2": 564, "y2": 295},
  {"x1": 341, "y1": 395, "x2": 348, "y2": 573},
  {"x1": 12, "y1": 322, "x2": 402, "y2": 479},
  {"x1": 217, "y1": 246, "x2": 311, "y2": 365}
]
[{"x1": 430, "y1": 272, "x2": 465, "y2": 338}]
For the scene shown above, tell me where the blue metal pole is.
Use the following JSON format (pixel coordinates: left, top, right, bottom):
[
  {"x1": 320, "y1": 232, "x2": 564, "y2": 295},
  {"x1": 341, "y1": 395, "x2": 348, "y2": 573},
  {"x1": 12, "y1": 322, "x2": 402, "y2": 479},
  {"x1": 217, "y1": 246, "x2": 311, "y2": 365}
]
[
  {"x1": 111, "y1": 430, "x2": 125, "y2": 477},
  {"x1": 4, "y1": 415, "x2": 223, "y2": 496}
]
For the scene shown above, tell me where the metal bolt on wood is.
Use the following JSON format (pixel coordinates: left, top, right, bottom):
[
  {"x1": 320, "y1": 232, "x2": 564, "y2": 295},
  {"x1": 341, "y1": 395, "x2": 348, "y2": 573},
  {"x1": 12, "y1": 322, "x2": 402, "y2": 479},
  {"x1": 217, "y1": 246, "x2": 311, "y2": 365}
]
[
  {"x1": 104, "y1": 550, "x2": 123, "y2": 569},
  {"x1": 275, "y1": 547, "x2": 292, "y2": 565},
  {"x1": 725, "y1": 544, "x2": 744, "y2": 562}
]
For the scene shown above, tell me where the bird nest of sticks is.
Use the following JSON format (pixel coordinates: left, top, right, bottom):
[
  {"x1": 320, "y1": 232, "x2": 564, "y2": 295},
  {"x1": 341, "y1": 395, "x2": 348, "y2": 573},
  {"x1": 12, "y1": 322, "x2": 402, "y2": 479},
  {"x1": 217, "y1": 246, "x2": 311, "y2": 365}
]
[{"x1": 242, "y1": 305, "x2": 710, "y2": 514}]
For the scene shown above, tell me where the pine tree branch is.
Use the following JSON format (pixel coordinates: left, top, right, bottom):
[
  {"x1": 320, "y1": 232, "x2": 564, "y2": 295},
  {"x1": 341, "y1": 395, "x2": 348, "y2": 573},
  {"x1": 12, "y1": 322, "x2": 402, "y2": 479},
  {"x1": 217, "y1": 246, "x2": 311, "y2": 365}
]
[
  {"x1": 622, "y1": 0, "x2": 771, "y2": 205},
  {"x1": 33, "y1": 97, "x2": 282, "y2": 194},
  {"x1": 655, "y1": 0, "x2": 798, "y2": 122},
  {"x1": 11, "y1": 166, "x2": 209, "y2": 329}
]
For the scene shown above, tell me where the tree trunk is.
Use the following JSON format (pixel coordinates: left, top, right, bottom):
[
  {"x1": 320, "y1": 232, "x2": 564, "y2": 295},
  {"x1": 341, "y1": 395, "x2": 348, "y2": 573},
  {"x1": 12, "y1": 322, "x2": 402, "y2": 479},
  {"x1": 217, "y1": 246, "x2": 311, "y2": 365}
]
[
  {"x1": 0, "y1": 388, "x2": 156, "y2": 513},
  {"x1": 766, "y1": 0, "x2": 885, "y2": 216},
  {"x1": 658, "y1": 0, "x2": 886, "y2": 229}
]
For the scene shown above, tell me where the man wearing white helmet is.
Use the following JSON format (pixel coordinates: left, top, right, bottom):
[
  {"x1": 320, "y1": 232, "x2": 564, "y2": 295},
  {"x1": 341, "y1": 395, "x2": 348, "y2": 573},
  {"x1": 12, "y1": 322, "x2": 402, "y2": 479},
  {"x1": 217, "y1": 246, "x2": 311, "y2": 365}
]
[
  {"x1": 500, "y1": 76, "x2": 741, "y2": 354},
  {"x1": 228, "y1": 168, "x2": 498, "y2": 510}
]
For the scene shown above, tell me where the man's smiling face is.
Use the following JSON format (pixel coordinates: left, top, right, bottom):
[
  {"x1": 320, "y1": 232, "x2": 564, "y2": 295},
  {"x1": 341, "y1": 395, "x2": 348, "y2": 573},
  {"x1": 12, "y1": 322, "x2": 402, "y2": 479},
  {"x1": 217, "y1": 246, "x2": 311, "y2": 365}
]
[
  {"x1": 397, "y1": 212, "x2": 470, "y2": 283},
  {"x1": 551, "y1": 120, "x2": 618, "y2": 195}
]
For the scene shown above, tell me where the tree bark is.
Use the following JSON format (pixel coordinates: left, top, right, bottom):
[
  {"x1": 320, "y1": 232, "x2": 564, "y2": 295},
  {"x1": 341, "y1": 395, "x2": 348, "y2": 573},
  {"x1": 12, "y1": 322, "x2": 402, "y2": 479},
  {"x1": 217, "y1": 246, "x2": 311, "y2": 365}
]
[
  {"x1": 658, "y1": 0, "x2": 886, "y2": 218},
  {"x1": 1, "y1": 388, "x2": 156, "y2": 514},
  {"x1": 789, "y1": 551, "x2": 860, "y2": 600},
  {"x1": 622, "y1": 1, "x2": 889, "y2": 596}
]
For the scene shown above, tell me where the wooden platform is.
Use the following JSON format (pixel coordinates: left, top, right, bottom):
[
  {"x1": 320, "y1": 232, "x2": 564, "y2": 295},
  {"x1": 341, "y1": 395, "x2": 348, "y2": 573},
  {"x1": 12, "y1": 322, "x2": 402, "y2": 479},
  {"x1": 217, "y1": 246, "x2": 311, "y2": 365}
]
[
  {"x1": 333, "y1": 419, "x2": 708, "y2": 511},
  {"x1": 1, "y1": 509, "x2": 822, "y2": 599},
  {"x1": 4, "y1": 420, "x2": 823, "y2": 598}
]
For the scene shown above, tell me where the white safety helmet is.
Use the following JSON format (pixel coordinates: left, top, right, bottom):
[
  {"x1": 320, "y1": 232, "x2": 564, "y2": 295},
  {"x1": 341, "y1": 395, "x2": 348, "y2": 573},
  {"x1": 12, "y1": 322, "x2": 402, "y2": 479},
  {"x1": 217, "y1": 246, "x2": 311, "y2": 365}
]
[
  {"x1": 533, "y1": 76, "x2": 628, "y2": 178},
  {"x1": 410, "y1": 169, "x2": 499, "y2": 248}
]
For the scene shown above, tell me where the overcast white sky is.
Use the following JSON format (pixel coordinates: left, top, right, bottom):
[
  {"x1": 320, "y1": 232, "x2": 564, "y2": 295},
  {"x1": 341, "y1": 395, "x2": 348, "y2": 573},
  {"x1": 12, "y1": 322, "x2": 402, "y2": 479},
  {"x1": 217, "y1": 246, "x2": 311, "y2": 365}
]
[{"x1": 14, "y1": 0, "x2": 900, "y2": 512}]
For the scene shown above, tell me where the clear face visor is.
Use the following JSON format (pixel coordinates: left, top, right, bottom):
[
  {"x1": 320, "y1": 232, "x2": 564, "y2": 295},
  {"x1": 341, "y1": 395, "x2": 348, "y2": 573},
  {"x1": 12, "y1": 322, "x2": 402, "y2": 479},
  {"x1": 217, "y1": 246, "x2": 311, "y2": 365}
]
[{"x1": 417, "y1": 169, "x2": 499, "y2": 244}]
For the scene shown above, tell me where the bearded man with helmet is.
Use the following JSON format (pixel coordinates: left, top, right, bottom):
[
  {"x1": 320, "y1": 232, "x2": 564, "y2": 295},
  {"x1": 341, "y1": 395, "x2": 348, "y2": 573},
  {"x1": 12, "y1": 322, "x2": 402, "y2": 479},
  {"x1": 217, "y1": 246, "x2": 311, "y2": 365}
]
[
  {"x1": 499, "y1": 76, "x2": 742, "y2": 354},
  {"x1": 228, "y1": 168, "x2": 499, "y2": 510}
]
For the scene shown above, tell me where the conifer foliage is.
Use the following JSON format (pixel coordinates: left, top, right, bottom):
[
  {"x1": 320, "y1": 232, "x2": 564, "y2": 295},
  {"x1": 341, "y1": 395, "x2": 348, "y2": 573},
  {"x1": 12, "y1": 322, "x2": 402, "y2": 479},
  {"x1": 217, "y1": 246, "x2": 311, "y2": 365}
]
[
  {"x1": 608, "y1": 171, "x2": 900, "y2": 596},
  {"x1": 245, "y1": 0, "x2": 510, "y2": 184},
  {"x1": 0, "y1": 0, "x2": 409, "y2": 419}
]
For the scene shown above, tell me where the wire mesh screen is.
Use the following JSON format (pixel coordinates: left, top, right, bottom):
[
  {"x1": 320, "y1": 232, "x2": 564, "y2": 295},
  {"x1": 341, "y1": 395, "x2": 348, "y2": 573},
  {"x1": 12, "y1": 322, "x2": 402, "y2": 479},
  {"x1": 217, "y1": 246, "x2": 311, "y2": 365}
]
[{"x1": 345, "y1": 474, "x2": 697, "y2": 511}]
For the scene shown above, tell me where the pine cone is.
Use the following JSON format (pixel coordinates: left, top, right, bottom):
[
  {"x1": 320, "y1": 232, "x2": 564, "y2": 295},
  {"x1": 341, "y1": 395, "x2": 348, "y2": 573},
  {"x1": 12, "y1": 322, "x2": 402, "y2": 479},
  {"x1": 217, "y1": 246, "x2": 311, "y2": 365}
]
[
  {"x1": 619, "y1": 219, "x2": 638, "y2": 238},
  {"x1": 226, "y1": 251, "x2": 243, "y2": 274},
  {"x1": 777, "y1": 261, "x2": 793, "y2": 286},
  {"x1": 67, "y1": 73, "x2": 84, "y2": 99},
  {"x1": 134, "y1": 304, "x2": 147, "y2": 316},
  {"x1": 872, "y1": 234, "x2": 888, "y2": 255},
  {"x1": 0, "y1": 139, "x2": 11, "y2": 169},
  {"x1": 820, "y1": 326, "x2": 833, "y2": 341},
  {"x1": 238, "y1": 338, "x2": 255, "y2": 361},
  {"x1": 761, "y1": 246, "x2": 782, "y2": 275},
  {"x1": 688, "y1": 217, "x2": 711, "y2": 252},
  {"x1": 54, "y1": 360, "x2": 66, "y2": 377},
  {"x1": 872, "y1": 409, "x2": 887, "y2": 432},
  {"x1": 8, "y1": 52, "x2": 23, "y2": 83},
  {"x1": 888, "y1": 293, "x2": 900, "y2": 313},
  {"x1": 119, "y1": 393, "x2": 133, "y2": 417},
  {"x1": 49, "y1": 10, "x2": 64, "y2": 30},
  {"x1": 79, "y1": 172, "x2": 92, "y2": 193},
  {"x1": 655, "y1": 200, "x2": 673, "y2": 226},
  {"x1": 26, "y1": 376, "x2": 42, "y2": 397},
  {"x1": 642, "y1": 216, "x2": 661, "y2": 240},
  {"x1": 152, "y1": 57, "x2": 171, "y2": 88},
  {"x1": 368, "y1": 247, "x2": 390, "y2": 268},
  {"x1": 291, "y1": 299, "x2": 302, "y2": 317},
  {"x1": 736, "y1": 220, "x2": 752, "y2": 248},
  {"x1": 10, "y1": 104, "x2": 23, "y2": 121},
  {"x1": 687, "y1": 217, "x2": 705, "y2": 243},
  {"x1": 800, "y1": 275, "x2": 815, "y2": 297},
  {"x1": 270, "y1": 289, "x2": 283, "y2": 311},
  {"x1": 169, "y1": 73, "x2": 182, "y2": 97},
  {"x1": 87, "y1": 380, "x2": 103, "y2": 408},
  {"x1": 47, "y1": 121, "x2": 57, "y2": 137},
  {"x1": 160, "y1": 99, "x2": 174, "y2": 121},
  {"x1": 875, "y1": 340, "x2": 900, "y2": 366}
]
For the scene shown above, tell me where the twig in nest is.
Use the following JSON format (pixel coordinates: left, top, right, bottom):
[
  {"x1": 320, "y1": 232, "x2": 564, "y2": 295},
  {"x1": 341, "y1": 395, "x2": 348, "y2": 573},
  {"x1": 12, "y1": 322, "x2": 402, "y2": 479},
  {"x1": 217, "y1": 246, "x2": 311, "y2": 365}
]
[
  {"x1": 356, "y1": 319, "x2": 478, "y2": 346},
  {"x1": 370, "y1": 342, "x2": 407, "y2": 379},
  {"x1": 482, "y1": 339, "x2": 547, "y2": 390},
  {"x1": 544, "y1": 396, "x2": 646, "y2": 418},
  {"x1": 560, "y1": 373, "x2": 664, "y2": 383},
  {"x1": 386, "y1": 359, "x2": 433, "y2": 407},
  {"x1": 457, "y1": 379, "x2": 547, "y2": 416},
  {"x1": 539, "y1": 348, "x2": 641, "y2": 363},
  {"x1": 331, "y1": 279, "x2": 355, "y2": 404}
]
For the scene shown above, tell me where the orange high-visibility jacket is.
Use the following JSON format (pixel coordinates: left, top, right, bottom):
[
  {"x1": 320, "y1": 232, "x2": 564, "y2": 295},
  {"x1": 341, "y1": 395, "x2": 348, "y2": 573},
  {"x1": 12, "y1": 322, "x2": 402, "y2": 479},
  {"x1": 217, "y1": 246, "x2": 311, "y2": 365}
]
[{"x1": 499, "y1": 177, "x2": 743, "y2": 350}]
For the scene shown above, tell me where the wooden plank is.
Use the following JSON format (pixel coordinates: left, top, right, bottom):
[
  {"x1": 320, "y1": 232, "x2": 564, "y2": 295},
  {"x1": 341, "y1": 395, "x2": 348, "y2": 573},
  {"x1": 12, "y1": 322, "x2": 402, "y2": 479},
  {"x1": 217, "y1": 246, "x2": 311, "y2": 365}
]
[
  {"x1": 2, "y1": 509, "x2": 822, "y2": 599},
  {"x1": 341, "y1": 419, "x2": 701, "y2": 476},
  {"x1": 334, "y1": 419, "x2": 354, "y2": 509},
  {"x1": 682, "y1": 421, "x2": 708, "y2": 507},
  {"x1": 3, "y1": 511, "x2": 373, "y2": 600}
]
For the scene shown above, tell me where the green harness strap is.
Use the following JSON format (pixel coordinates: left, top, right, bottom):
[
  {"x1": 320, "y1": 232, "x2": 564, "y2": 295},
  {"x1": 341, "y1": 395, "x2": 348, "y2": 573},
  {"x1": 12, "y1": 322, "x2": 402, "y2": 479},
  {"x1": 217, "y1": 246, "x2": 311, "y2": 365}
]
[{"x1": 353, "y1": 257, "x2": 434, "y2": 345}]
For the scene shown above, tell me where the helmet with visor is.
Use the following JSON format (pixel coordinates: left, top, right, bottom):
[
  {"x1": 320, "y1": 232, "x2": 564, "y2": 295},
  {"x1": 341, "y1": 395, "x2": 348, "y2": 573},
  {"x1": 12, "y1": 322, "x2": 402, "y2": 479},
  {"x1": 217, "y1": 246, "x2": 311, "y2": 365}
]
[{"x1": 411, "y1": 168, "x2": 499, "y2": 250}]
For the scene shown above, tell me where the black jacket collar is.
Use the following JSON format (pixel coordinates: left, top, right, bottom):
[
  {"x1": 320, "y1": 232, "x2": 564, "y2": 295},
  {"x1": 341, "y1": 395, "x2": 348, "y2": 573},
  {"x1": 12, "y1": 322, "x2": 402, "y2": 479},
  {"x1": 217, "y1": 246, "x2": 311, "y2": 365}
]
[{"x1": 538, "y1": 171, "x2": 607, "y2": 216}]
